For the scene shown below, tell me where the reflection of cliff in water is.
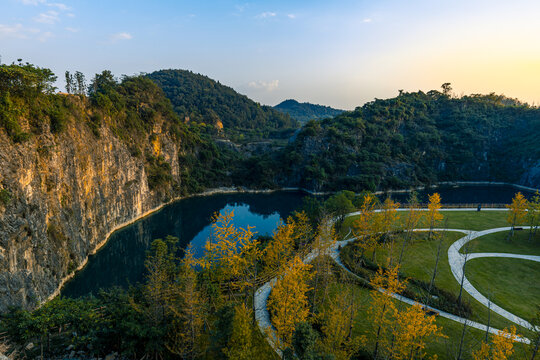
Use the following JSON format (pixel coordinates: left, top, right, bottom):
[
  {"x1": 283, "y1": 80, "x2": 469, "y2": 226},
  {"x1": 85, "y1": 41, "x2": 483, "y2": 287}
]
[{"x1": 61, "y1": 191, "x2": 306, "y2": 298}]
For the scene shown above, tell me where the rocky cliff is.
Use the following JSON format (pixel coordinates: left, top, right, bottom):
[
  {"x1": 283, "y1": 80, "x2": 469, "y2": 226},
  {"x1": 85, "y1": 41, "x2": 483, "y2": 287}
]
[{"x1": 0, "y1": 100, "x2": 181, "y2": 312}]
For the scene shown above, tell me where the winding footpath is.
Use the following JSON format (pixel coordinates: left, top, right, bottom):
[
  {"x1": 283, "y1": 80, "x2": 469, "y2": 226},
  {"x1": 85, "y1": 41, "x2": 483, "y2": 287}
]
[
  {"x1": 254, "y1": 209, "x2": 537, "y2": 355},
  {"x1": 447, "y1": 226, "x2": 539, "y2": 331}
]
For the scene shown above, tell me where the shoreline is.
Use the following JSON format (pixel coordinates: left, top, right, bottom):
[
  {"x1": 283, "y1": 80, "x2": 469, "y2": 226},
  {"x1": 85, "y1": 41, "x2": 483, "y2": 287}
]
[
  {"x1": 43, "y1": 186, "x2": 303, "y2": 305},
  {"x1": 43, "y1": 180, "x2": 537, "y2": 306}
]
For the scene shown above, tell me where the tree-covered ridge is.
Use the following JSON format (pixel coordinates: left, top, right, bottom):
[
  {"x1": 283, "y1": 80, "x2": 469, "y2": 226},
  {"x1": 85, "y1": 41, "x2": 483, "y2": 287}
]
[
  {"x1": 274, "y1": 89, "x2": 540, "y2": 191},
  {"x1": 147, "y1": 69, "x2": 298, "y2": 142},
  {"x1": 274, "y1": 99, "x2": 344, "y2": 123}
]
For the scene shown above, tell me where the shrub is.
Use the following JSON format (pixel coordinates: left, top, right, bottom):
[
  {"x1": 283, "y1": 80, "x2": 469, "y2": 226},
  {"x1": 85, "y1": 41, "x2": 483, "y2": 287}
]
[{"x1": 0, "y1": 188, "x2": 11, "y2": 206}]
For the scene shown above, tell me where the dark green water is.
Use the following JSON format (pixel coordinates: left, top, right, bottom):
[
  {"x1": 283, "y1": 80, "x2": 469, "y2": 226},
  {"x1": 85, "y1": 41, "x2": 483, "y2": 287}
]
[
  {"x1": 61, "y1": 191, "x2": 306, "y2": 298},
  {"x1": 61, "y1": 184, "x2": 537, "y2": 298}
]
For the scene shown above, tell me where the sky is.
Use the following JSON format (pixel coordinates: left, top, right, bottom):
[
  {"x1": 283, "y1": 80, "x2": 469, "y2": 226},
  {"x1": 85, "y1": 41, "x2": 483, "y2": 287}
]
[{"x1": 1, "y1": 0, "x2": 540, "y2": 110}]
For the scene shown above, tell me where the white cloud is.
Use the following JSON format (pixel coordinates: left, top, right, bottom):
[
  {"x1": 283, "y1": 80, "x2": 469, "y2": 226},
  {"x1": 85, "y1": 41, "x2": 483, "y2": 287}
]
[
  {"x1": 362, "y1": 18, "x2": 372, "y2": 23},
  {"x1": 110, "y1": 32, "x2": 133, "y2": 42},
  {"x1": 248, "y1": 80, "x2": 279, "y2": 92},
  {"x1": 287, "y1": 14, "x2": 296, "y2": 19},
  {"x1": 47, "y1": 3, "x2": 70, "y2": 11},
  {"x1": 0, "y1": 23, "x2": 39, "y2": 39},
  {"x1": 34, "y1": 10, "x2": 60, "y2": 24},
  {"x1": 257, "y1": 11, "x2": 276, "y2": 18},
  {"x1": 66, "y1": 13, "x2": 75, "y2": 18},
  {"x1": 38, "y1": 31, "x2": 53, "y2": 42},
  {"x1": 19, "y1": 0, "x2": 45, "y2": 5},
  {"x1": 65, "y1": 27, "x2": 78, "y2": 33}
]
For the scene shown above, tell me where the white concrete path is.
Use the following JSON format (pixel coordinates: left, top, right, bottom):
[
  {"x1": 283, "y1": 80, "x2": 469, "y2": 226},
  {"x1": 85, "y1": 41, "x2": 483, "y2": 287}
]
[
  {"x1": 447, "y1": 226, "x2": 539, "y2": 331},
  {"x1": 329, "y1": 237, "x2": 531, "y2": 344}
]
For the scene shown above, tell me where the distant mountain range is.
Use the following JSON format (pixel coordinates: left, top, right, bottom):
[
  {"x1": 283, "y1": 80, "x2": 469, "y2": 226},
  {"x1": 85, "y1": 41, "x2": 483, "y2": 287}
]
[{"x1": 274, "y1": 99, "x2": 344, "y2": 123}]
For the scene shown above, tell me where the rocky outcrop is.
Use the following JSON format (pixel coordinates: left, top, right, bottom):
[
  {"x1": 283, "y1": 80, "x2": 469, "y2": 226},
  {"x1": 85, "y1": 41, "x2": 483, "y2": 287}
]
[{"x1": 0, "y1": 120, "x2": 179, "y2": 311}]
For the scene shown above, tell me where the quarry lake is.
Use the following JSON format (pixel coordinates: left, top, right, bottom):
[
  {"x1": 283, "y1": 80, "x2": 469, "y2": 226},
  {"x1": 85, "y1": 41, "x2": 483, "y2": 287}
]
[{"x1": 61, "y1": 184, "x2": 538, "y2": 298}]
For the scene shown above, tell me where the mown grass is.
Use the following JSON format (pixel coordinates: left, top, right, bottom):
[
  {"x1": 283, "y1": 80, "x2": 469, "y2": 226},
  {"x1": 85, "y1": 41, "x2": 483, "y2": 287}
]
[
  {"x1": 340, "y1": 210, "x2": 515, "y2": 239},
  {"x1": 323, "y1": 279, "x2": 535, "y2": 360},
  {"x1": 467, "y1": 230, "x2": 540, "y2": 256},
  {"x1": 339, "y1": 230, "x2": 536, "y2": 337},
  {"x1": 465, "y1": 257, "x2": 540, "y2": 321}
]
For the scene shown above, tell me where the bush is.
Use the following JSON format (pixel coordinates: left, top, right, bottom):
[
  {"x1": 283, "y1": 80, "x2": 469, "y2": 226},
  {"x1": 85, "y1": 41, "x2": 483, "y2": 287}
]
[{"x1": 0, "y1": 188, "x2": 11, "y2": 205}]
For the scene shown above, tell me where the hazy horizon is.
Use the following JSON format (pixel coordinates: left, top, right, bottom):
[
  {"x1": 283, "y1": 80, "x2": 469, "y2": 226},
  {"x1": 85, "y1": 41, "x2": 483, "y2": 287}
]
[{"x1": 2, "y1": 0, "x2": 539, "y2": 109}]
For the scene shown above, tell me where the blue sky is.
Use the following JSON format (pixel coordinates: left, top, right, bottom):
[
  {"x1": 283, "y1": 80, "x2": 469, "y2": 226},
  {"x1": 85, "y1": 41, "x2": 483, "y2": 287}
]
[{"x1": 1, "y1": 0, "x2": 539, "y2": 109}]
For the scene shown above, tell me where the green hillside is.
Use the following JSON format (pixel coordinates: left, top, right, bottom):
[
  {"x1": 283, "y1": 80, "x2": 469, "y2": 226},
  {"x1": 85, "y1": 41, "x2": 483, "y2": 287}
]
[
  {"x1": 147, "y1": 69, "x2": 298, "y2": 142},
  {"x1": 243, "y1": 88, "x2": 540, "y2": 191},
  {"x1": 274, "y1": 99, "x2": 344, "y2": 123}
]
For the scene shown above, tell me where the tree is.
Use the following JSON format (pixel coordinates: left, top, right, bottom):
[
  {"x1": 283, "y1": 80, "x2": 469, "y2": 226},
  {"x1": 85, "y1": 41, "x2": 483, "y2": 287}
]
[
  {"x1": 427, "y1": 193, "x2": 443, "y2": 241},
  {"x1": 263, "y1": 218, "x2": 295, "y2": 275},
  {"x1": 267, "y1": 256, "x2": 314, "y2": 349},
  {"x1": 352, "y1": 193, "x2": 379, "y2": 261},
  {"x1": 399, "y1": 191, "x2": 423, "y2": 265},
  {"x1": 325, "y1": 191, "x2": 355, "y2": 229},
  {"x1": 311, "y1": 217, "x2": 337, "y2": 312},
  {"x1": 472, "y1": 326, "x2": 517, "y2": 360},
  {"x1": 441, "y1": 82, "x2": 452, "y2": 96},
  {"x1": 506, "y1": 192, "x2": 528, "y2": 239},
  {"x1": 373, "y1": 197, "x2": 400, "y2": 264},
  {"x1": 429, "y1": 219, "x2": 448, "y2": 292},
  {"x1": 74, "y1": 71, "x2": 86, "y2": 95},
  {"x1": 368, "y1": 265, "x2": 407, "y2": 359},
  {"x1": 389, "y1": 303, "x2": 442, "y2": 360},
  {"x1": 65, "y1": 71, "x2": 73, "y2": 94},
  {"x1": 223, "y1": 303, "x2": 254, "y2": 360},
  {"x1": 0, "y1": 63, "x2": 57, "y2": 97},
  {"x1": 291, "y1": 322, "x2": 320, "y2": 360},
  {"x1": 168, "y1": 244, "x2": 206, "y2": 360},
  {"x1": 200, "y1": 210, "x2": 257, "y2": 295},
  {"x1": 291, "y1": 210, "x2": 314, "y2": 250},
  {"x1": 527, "y1": 191, "x2": 540, "y2": 242},
  {"x1": 319, "y1": 287, "x2": 364, "y2": 360}
]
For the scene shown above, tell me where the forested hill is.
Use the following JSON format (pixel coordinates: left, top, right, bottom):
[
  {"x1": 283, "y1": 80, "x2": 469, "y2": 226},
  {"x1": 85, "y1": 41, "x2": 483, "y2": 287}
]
[
  {"x1": 274, "y1": 99, "x2": 344, "y2": 123},
  {"x1": 147, "y1": 69, "x2": 298, "y2": 142},
  {"x1": 251, "y1": 90, "x2": 540, "y2": 191}
]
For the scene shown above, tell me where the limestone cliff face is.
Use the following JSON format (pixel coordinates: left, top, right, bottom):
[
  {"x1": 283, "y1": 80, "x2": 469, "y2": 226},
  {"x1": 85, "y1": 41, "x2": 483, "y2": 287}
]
[{"x1": 0, "y1": 120, "x2": 179, "y2": 311}]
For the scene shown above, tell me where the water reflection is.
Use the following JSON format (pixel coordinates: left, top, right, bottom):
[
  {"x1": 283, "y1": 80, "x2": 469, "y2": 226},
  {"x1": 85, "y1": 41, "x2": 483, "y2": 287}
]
[{"x1": 61, "y1": 191, "x2": 306, "y2": 298}]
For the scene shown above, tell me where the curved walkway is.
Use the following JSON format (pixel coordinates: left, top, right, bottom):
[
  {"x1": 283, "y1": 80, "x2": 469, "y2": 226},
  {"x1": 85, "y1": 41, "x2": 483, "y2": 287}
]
[
  {"x1": 447, "y1": 226, "x2": 539, "y2": 331},
  {"x1": 330, "y1": 235, "x2": 531, "y2": 344},
  {"x1": 254, "y1": 210, "x2": 534, "y2": 355}
]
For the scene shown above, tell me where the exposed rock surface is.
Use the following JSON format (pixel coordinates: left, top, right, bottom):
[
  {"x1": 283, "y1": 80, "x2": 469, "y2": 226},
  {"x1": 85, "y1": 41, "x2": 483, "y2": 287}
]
[{"x1": 0, "y1": 121, "x2": 179, "y2": 311}]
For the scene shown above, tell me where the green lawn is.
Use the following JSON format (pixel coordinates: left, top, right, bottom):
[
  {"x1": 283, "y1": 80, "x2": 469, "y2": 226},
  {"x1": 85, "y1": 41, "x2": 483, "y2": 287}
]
[
  {"x1": 341, "y1": 210, "x2": 514, "y2": 239},
  {"x1": 340, "y1": 230, "x2": 534, "y2": 336},
  {"x1": 467, "y1": 230, "x2": 540, "y2": 256},
  {"x1": 325, "y1": 280, "x2": 534, "y2": 360},
  {"x1": 465, "y1": 257, "x2": 540, "y2": 321}
]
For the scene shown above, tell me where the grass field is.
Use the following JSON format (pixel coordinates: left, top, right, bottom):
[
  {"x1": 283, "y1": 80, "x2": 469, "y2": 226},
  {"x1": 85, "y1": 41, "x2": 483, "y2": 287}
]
[
  {"x1": 337, "y1": 211, "x2": 539, "y2": 337},
  {"x1": 467, "y1": 230, "x2": 540, "y2": 256},
  {"x1": 465, "y1": 257, "x2": 540, "y2": 321},
  {"x1": 323, "y1": 280, "x2": 535, "y2": 360}
]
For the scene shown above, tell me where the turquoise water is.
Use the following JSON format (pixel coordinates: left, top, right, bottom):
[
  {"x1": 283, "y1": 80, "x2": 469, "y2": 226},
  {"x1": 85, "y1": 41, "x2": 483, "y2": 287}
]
[{"x1": 61, "y1": 191, "x2": 306, "y2": 298}]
